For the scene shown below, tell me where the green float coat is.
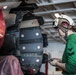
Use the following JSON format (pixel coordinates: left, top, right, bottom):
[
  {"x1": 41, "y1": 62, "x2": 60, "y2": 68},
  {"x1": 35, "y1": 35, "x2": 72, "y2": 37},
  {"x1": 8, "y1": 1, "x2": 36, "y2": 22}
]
[{"x1": 62, "y1": 34, "x2": 76, "y2": 75}]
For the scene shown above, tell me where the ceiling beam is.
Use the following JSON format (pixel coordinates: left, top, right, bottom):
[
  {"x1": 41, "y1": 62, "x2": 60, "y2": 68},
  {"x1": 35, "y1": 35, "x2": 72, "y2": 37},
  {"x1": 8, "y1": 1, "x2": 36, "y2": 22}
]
[
  {"x1": 0, "y1": 0, "x2": 76, "y2": 7},
  {"x1": 40, "y1": 26, "x2": 66, "y2": 43},
  {"x1": 43, "y1": 7, "x2": 55, "y2": 19},
  {"x1": 0, "y1": 2, "x2": 20, "y2": 7},
  {"x1": 34, "y1": 8, "x2": 76, "y2": 15},
  {"x1": 73, "y1": 1, "x2": 76, "y2": 7},
  {"x1": 40, "y1": 26, "x2": 59, "y2": 41},
  {"x1": 36, "y1": 0, "x2": 41, "y2": 4},
  {"x1": 47, "y1": 0, "x2": 53, "y2": 3},
  {"x1": 37, "y1": 0, "x2": 76, "y2": 7},
  {"x1": 0, "y1": 0, "x2": 6, "y2": 2}
]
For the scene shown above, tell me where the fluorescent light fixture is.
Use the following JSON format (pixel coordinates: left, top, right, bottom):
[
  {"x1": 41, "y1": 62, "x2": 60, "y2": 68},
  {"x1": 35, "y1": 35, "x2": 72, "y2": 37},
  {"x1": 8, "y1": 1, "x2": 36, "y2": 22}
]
[
  {"x1": 3, "y1": 6, "x2": 7, "y2": 9},
  {"x1": 54, "y1": 13, "x2": 61, "y2": 18}
]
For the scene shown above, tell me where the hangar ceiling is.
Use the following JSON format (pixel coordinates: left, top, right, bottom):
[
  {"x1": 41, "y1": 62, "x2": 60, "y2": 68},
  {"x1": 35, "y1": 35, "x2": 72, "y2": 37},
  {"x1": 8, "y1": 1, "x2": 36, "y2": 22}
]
[{"x1": 0, "y1": 0, "x2": 76, "y2": 43}]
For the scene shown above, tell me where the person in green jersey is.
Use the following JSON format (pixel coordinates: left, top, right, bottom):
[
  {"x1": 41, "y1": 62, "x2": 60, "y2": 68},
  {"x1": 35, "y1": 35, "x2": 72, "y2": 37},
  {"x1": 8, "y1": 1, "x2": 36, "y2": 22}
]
[{"x1": 50, "y1": 14, "x2": 76, "y2": 75}]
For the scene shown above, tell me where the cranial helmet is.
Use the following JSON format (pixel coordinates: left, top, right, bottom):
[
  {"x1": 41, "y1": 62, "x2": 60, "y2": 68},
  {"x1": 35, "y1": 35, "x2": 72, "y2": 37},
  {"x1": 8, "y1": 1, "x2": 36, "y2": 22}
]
[{"x1": 54, "y1": 14, "x2": 75, "y2": 32}]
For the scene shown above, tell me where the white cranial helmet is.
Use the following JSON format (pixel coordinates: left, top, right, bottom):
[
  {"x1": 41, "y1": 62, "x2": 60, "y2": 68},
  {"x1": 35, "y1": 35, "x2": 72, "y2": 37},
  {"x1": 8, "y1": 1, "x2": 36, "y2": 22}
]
[{"x1": 54, "y1": 14, "x2": 75, "y2": 32}]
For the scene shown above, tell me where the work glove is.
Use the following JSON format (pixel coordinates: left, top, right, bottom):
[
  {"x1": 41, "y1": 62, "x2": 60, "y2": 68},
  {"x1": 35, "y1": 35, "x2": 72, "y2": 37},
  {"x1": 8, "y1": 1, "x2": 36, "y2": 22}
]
[
  {"x1": 42, "y1": 50, "x2": 51, "y2": 63},
  {"x1": 49, "y1": 58, "x2": 62, "y2": 66},
  {"x1": 49, "y1": 59, "x2": 58, "y2": 66}
]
